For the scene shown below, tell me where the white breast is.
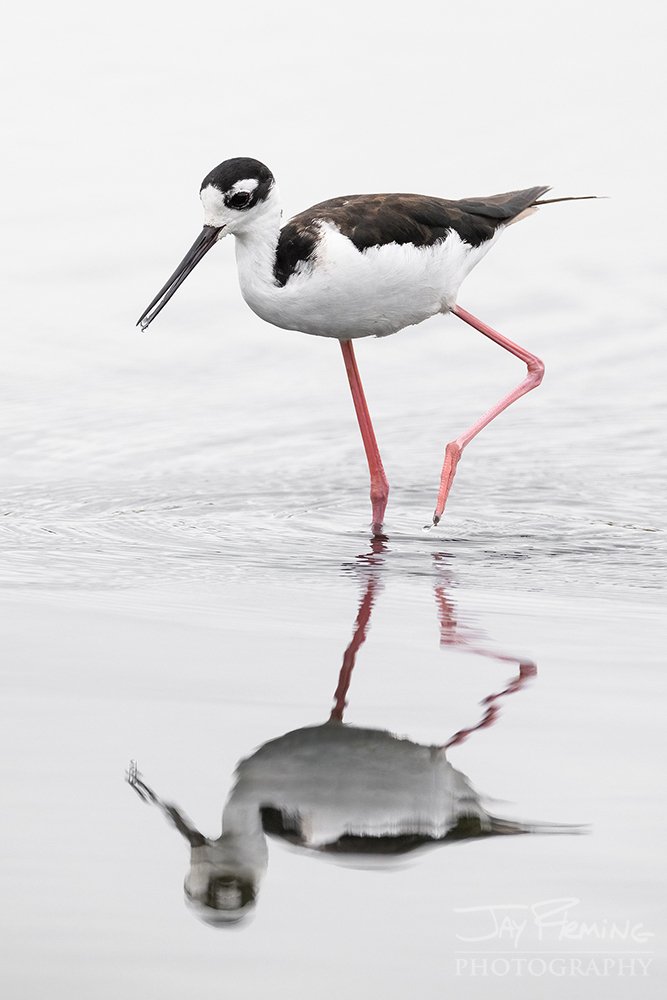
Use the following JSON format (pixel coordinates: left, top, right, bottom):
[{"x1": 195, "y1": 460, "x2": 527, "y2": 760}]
[{"x1": 235, "y1": 223, "x2": 502, "y2": 340}]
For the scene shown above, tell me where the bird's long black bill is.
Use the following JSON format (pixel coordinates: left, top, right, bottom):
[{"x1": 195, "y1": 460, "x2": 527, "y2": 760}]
[{"x1": 137, "y1": 225, "x2": 222, "y2": 330}]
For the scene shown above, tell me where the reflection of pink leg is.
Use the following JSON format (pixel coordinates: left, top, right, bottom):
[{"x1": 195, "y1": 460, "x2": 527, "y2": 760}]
[
  {"x1": 340, "y1": 340, "x2": 389, "y2": 535},
  {"x1": 444, "y1": 662, "x2": 537, "y2": 749},
  {"x1": 433, "y1": 574, "x2": 537, "y2": 748},
  {"x1": 433, "y1": 305, "x2": 545, "y2": 524},
  {"x1": 330, "y1": 577, "x2": 379, "y2": 723}
]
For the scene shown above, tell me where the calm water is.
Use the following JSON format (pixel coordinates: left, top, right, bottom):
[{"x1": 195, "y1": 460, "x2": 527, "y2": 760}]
[{"x1": 2, "y1": 2, "x2": 667, "y2": 997}]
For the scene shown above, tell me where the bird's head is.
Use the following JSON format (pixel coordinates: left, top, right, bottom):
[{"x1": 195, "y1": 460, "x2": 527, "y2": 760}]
[
  {"x1": 199, "y1": 157, "x2": 276, "y2": 233},
  {"x1": 184, "y1": 872, "x2": 259, "y2": 927},
  {"x1": 137, "y1": 157, "x2": 276, "y2": 331}
]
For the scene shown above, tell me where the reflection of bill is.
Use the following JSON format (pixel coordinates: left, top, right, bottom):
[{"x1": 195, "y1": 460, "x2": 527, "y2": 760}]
[{"x1": 127, "y1": 549, "x2": 577, "y2": 926}]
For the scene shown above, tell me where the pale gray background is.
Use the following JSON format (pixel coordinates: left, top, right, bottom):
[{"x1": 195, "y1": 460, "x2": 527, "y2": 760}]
[{"x1": 1, "y1": 0, "x2": 666, "y2": 997}]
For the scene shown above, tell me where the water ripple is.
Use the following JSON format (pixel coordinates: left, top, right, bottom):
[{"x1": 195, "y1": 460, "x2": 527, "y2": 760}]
[{"x1": 2, "y1": 477, "x2": 664, "y2": 595}]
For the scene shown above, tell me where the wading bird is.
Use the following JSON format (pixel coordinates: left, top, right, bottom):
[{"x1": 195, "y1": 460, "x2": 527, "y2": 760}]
[{"x1": 138, "y1": 158, "x2": 594, "y2": 533}]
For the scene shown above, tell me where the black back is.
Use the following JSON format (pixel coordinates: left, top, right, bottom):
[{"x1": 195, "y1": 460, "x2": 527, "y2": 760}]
[{"x1": 274, "y1": 186, "x2": 550, "y2": 286}]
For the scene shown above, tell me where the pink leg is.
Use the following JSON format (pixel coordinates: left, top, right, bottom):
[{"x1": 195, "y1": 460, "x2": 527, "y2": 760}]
[
  {"x1": 433, "y1": 304, "x2": 545, "y2": 525},
  {"x1": 329, "y1": 576, "x2": 378, "y2": 723},
  {"x1": 340, "y1": 340, "x2": 389, "y2": 534}
]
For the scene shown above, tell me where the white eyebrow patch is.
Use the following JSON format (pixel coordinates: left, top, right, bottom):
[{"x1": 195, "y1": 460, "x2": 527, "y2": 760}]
[{"x1": 231, "y1": 178, "x2": 259, "y2": 194}]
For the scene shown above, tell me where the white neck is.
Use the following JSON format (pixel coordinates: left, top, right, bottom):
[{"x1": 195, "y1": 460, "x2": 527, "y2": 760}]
[
  {"x1": 184, "y1": 793, "x2": 268, "y2": 903},
  {"x1": 233, "y1": 186, "x2": 285, "y2": 320},
  {"x1": 234, "y1": 186, "x2": 282, "y2": 275}
]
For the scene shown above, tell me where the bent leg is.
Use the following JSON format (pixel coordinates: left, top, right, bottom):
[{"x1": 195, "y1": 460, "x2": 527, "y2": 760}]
[{"x1": 433, "y1": 305, "x2": 545, "y2": 525}]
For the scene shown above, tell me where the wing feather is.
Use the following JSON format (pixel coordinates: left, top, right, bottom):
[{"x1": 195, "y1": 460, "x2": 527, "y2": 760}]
[{"x1": 274, "y1": 187, "x2": 551, "y2": 286}]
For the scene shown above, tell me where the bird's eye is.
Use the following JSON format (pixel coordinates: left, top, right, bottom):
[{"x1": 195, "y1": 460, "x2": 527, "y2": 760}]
[{"x1": 225, "y1": 190, "x2": 252, "y2": 210}]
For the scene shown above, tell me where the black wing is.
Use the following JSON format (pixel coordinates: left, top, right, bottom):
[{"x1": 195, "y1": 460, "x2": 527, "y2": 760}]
[{"x1": 274, "y1": 186, "x2": 551, "y2": 286}]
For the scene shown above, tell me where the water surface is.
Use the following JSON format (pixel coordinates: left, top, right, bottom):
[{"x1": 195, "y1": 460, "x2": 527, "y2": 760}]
[{"x1": 2, "y1": 2, "x2": 666, "y2": 996}]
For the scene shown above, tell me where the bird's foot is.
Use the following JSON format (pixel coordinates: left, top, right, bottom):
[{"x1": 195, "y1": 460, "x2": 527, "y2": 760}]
[
  {"x1": 432, "y1": 442, "x2": 462, "y2": 525},
  {"x1": 369, "y1": 482, "x2": 389, "y2": 539}
]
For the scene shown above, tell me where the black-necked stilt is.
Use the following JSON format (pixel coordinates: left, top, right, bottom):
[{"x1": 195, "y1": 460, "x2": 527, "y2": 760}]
[
  {"x1": 138, "y1": 158, "x2": 596, "y2": 533},
  {"x1": 126, "y1": 556, "x2": 576, "y2": 926}
]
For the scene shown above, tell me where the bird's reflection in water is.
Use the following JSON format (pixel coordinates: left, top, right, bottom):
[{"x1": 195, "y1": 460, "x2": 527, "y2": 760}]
[{"x1": 128, "y1": 541, "x2": 571, "y2": 927}]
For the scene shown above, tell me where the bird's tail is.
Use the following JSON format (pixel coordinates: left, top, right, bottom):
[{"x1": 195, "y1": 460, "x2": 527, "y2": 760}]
[
  {"x1": 534, "y1": 194, "x2": 600, "y2": 205},
  {"x1": 486, "y1": 815, "x2": 588, "y2": 837},
  {"x1": 508, "y1": 191, "x2": 600, "y2": 226},
  {"x1": 459, "y1": 187, "x2": 600, "y2": 229}
]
